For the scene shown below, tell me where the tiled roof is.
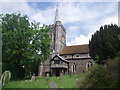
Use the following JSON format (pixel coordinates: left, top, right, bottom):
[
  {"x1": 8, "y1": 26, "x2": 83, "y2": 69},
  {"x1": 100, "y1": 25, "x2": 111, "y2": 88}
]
[{"x1": 60, "y1": 44, "x2": 89, "y2": 55}]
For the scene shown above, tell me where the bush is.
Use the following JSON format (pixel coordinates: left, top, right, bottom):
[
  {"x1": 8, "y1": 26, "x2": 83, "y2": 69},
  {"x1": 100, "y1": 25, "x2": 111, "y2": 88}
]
[
  {"x1": 76, "y1": 65, "x2": 109, "y2": 88},
  {"x1": 76, "y1": 56, "x2": 120, "y2": 88},
  {"x1": 105, "y1": 57, "x2": 119, "y2": 88},
  {"x1": 1, "y1": 70, "x2": 11, "y2": 87},
  {"x1": 68, "y1": 71, "x2": 72, "y2": 76}
]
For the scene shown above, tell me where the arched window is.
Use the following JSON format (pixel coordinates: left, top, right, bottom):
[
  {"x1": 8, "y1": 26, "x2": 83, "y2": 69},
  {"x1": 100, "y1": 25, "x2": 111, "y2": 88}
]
[
  {"x1": 72, "y1": 63, "x2": 77, "y2": 72},
  {"x1": 86, "y1": 61, "x2": 93, "y2": 71}
]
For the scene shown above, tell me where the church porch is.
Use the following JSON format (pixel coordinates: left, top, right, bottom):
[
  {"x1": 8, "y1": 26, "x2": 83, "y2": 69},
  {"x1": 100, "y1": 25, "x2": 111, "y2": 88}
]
[{"x1": 51, "y1": 68, "x2": 68, "y2": 76}]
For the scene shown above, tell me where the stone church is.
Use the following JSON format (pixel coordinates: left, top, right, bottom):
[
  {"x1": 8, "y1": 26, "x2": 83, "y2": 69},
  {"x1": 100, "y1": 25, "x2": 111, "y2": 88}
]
[{"x1": 38, "y1": 5, "x2": 94, "y2": 76}]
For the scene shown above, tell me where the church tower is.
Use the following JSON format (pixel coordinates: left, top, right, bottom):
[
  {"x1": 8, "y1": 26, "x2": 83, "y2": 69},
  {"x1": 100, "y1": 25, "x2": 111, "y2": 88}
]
[{"x1": 51, "y1": 5, "x2": 66, "y2": 56}]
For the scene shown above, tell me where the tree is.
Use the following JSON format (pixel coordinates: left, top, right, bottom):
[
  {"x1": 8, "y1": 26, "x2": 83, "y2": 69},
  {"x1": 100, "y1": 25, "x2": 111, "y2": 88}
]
[
  {"x1": 1, "y1": 13, "x2": 51, "y2": 79},
  {"x1": 89, "y1": 24, "x2": 120, "y2": 64}
]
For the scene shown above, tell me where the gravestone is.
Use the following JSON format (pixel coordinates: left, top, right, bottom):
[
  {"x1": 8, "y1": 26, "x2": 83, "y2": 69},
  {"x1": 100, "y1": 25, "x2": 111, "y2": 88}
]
[
  {"x1": 31, "y1": 76, "x2": 36, "y2": 81},
  {"x1": 46, "y1": 75, "x2": 50, "y2": 84},
  {"x1": 59, "y1": 70, "x2": 63, "y2": 81},
  {"x1": 48, "y1": 81, "x2": 58, "y2": 89},
  {"x1": 59, "y1": 73, "x2": 63, "y2": 81},
  {"x1": 46, "y1": 73, "x2": 49, "y2": 77},
  {"x1": 75, "y1": 77, "x2": 79, "y2": 86}
]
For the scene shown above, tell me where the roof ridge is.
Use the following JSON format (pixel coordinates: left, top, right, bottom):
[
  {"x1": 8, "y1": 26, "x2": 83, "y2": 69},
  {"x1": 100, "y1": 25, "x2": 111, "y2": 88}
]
[{"x1": 66, "y1": 44, "x2": 88, "y2": 47}]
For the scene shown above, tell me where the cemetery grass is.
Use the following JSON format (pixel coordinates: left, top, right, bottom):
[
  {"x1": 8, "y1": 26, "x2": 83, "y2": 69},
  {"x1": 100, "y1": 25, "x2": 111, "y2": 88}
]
[
  {"x1": 3, "y1": 74, "x2": 84, "y2": 88},
  {"x1": 50, "y1": 74, "x2": 84, "y2": 88},
  {"x1": 3, "y1": 77, "x2": 48, "y2": 88}
]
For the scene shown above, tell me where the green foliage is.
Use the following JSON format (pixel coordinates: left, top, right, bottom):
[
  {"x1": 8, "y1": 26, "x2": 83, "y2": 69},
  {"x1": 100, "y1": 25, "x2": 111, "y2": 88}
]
[
  {"x1": 76, "y1": 57, "x2": 119, "y2": 88},
  {"x1": 105, "y1": 57, "x2": 119, "y2": 88},
  {"x1": 95, "y1": 55, "x2": 100, "y2": 63},
  {"x1": 76, "y1": 65, "x2": 109, "y2": 88},
  {"x1": 89, "y1": 24, "x2": 120, "y2": 64},
  {"x1": 68, "y1": 71, "x2": 72, "y2": 76},
  {"x1": 1, "y1": 70, "x2": 11, "y2": 87},
  {"x1": 1, "y1": 13, "x2": 51, "y2": 79},
  {"x1": 118, "y1": 34, "x2": 120, "y2": 40}
]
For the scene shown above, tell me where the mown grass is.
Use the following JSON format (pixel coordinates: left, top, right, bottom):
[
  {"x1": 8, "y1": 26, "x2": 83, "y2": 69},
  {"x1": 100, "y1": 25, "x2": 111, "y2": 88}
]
[{"x1": 3, "y1": 74, "x2": 84, "y2": 88}]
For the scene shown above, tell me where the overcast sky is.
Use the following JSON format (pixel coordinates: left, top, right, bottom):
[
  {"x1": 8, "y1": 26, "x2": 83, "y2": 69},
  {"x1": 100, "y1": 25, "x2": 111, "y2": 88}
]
[{"x1": 1, "y1": 0, "x2": 118, "y2": 46}]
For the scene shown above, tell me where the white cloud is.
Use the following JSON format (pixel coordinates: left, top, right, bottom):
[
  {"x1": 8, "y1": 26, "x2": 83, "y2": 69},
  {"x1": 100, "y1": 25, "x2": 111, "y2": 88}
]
[
  {"x1": 68, "y1": 25, "x2": 80, "y2": 31},
  {"x1": 58, "y1": 2, "x2": 118, "y2": 24},
  {"x1": 31, "y1": 8, "x2": 55, "y2": 24},
  {"x1": 1, "y1": 2, "x2": 118, "y2": 46},
  {"x1": 66, "y1": 32, "x2": 94, "y2": 46},
  {"x1": 100, "y1": 16, "x2": 118, "y2": 26},
  {"x1": 2, "y1": 1, "x2": 31, "y2": 15},
  {"x1": 66, "y1": 15, "x2": 118, "y2": 46}
]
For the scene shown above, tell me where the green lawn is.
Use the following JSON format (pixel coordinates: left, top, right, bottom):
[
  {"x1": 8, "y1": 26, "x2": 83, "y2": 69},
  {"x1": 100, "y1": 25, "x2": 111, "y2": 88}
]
[{"x1": 3, "y1": 74, "x2": 84, "y2": 88}]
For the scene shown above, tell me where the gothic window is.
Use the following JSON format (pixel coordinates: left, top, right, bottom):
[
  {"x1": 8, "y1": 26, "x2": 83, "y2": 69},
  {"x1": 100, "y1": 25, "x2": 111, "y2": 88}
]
[
  {"x1": 72, "y1": 63, "x2": 77, "y2": 72},
  {"x1": 86, "y1": 61, "x2": 93, "y2": 71}
]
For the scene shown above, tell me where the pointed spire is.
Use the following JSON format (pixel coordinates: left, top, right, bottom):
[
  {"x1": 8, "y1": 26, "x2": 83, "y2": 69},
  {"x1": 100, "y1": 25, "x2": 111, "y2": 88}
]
[{"x1": 54, "y1": 4, "x2": 59, "y2": 24}]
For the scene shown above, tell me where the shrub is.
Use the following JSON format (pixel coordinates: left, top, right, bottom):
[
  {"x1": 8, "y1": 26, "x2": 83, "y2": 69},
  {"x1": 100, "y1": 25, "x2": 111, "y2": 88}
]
[
  {"x1": 76, "y1": 65, "x2": 109, "y2": 88},
  {"x1": 68, "y1": 71, "x2": 72, "y2": 76},
  {"x1": 1, "y1": 70, "x2": 11, "y2": 87},
  {"x1": 105, "y1": 57, "x2": 119, "y2": 88},
  {"x1": 76, "y1": 56, "x2": 120, "y2": 88}
]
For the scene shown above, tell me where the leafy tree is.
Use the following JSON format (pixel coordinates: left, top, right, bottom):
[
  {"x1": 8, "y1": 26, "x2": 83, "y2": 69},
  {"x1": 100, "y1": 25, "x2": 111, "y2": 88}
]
[
  {"x1": 1, "y1": 13, "x2": 50, "y2": 79},
  {"x1": 89, "y1": 24, "x2": 120, "y2": 64}
]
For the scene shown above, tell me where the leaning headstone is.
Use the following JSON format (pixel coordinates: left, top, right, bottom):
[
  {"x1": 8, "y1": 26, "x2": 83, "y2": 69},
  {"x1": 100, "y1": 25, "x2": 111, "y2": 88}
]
[
  {"x1": 59, "y1": 73, "x2": 63, "y2": 81},
  {"x1": 75, "y1": 77, "x2": 79, "y2": 86},
  {"x1": 46, "y1": 75, "x2": 50, "y2": 84},
  {"x1": 31, "y1": 76, "x2": 36, "y2": 81},
  {"x1": 46, "y1": 73, "x2": 49, "y2": 77},
  {"x1": 48, "y1": 81, "x2": 58, "y2": 89},
  {"x1": 1, "y1": 70, "x2": 11, "y2": 87}
]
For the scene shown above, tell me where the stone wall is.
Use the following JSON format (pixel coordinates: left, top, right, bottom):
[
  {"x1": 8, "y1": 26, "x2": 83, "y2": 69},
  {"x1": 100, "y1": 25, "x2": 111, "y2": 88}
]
[
  {"x1": 54, "y1": 21, "x2": 66, "y2": 54},
  {"x1": 67, "y1": 59, "x2": 94, "y2": 74},
  {"x1": 61, "y1": 54, "x2": 90, "y2": 59}
]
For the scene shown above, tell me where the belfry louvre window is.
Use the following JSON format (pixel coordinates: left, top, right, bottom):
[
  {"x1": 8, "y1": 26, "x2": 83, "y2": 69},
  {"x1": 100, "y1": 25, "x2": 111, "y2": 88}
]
[{"x1": 54, "y1": 60, "x2": 60, "y2": 64}]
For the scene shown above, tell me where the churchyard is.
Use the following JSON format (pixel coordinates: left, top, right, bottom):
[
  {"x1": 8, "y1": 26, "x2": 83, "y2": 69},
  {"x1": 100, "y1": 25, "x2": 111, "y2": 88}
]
[{"x1": 3, "y1": 74, "x2": 84, "y2": 88}]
